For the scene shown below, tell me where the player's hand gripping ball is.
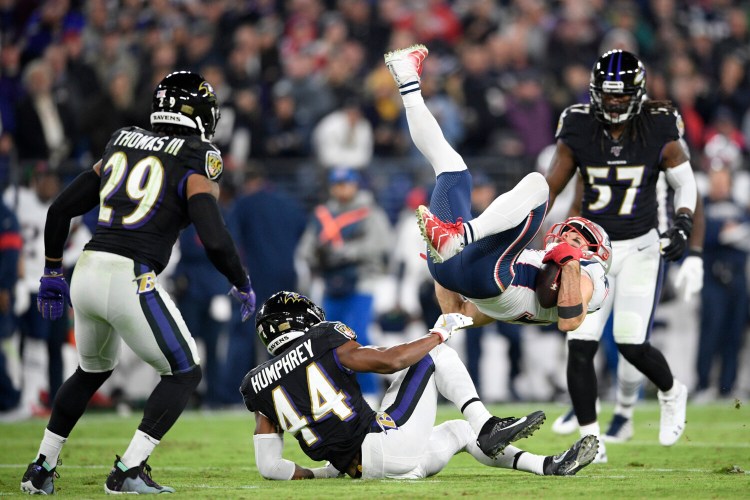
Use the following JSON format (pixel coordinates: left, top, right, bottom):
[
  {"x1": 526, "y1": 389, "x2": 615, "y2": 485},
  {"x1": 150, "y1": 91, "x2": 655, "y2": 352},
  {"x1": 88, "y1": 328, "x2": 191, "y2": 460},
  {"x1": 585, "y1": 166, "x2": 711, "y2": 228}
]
[{"x1": 535, "y1": 262, "x2": 561, "y2": 308}]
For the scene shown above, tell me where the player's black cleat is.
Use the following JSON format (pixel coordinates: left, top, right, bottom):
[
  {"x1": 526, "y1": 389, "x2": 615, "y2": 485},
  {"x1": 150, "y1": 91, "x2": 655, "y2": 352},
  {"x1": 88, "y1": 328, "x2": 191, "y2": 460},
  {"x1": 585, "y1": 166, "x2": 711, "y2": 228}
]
[
  {"x1": 543, "y1": 434, "x2": 599, "y2": 476},
  {"x1": 476, "y1": 410, "x2": 546, "y2": 458},
  {"x1": 20, "y1": 454, "x2": 59, "y2": 495},
  {"x1": 104, "y1": 455, "x2": 175, "y2": 494}
]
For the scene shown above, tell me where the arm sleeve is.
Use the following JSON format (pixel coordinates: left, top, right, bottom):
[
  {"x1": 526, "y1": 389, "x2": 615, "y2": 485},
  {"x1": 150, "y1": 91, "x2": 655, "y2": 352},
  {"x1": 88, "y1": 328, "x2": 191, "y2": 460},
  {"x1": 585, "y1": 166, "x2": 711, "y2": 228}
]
[
  {"x1": 44, "y1": 170, "x2": 101, "y2": 260},
  {"x1": 253, "y1": 434, "x2": 296, "y2": 481},
  {"x1": 187, "y1": 192, "x2": 248, "y2": 288},
  {"x1": 665, "y1": 161, "x2": 697, "y2": 213}
]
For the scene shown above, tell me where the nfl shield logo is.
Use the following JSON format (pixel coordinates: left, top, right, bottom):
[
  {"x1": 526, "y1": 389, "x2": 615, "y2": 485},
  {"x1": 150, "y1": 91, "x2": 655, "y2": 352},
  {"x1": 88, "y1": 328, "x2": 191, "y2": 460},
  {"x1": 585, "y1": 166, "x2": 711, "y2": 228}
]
[
  {"x1": 610, "y1": 145, "x2": 623, "y2": 157},
  {"x1": 205, "y1": 150, "x2": 223, "y2": 180}
]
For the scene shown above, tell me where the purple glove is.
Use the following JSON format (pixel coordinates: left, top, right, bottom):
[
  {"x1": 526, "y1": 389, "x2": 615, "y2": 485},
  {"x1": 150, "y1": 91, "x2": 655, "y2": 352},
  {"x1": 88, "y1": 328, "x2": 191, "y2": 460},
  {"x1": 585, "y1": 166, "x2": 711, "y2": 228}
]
[
  {"x1": 229, "y1": 278, "x2": 256, "y2": 322},
  {"x1": 37, "y1": 267, "x2": 71, "y2": 320}
]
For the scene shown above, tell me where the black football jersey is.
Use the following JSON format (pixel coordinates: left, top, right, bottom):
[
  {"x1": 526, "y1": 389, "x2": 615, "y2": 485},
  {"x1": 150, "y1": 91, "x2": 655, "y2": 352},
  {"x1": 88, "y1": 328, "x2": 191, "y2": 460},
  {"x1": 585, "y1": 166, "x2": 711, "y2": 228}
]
[
  {"x1": 556, "y1": 104, "x2": 683, "y2": 240},
  {"x1": 84, "y1": 127, "x2": 223, "y2": 273},
  {"x1": 240, "y1": 321, "x2": 377, "y2": 472}
]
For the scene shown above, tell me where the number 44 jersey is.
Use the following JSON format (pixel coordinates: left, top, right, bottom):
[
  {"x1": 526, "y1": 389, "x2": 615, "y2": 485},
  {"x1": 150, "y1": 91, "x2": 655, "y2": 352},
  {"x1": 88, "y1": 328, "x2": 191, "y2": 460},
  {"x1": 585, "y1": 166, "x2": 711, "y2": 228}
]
[
  {"x1": 556, "y1": 104, "x2": 683, "y2": 240},
  {"x1": 84, "y1": 126, "x2": 224, "y2": 274},
  {"x1": 240, "y1": 321, "x2": 378, "y2": 473}
]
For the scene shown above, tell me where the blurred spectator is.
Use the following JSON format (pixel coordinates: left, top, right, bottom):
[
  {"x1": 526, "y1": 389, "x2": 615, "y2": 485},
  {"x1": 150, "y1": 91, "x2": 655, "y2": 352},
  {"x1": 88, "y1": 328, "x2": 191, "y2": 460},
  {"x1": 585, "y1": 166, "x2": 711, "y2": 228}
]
[
  {"x1": 312, "y1": 93, "x2": 374, "y2": 170},
  {"x1": 15, "y1": 59, "x2": 77, "y2": 169},
  {"x1": 278, "y1": 51, "x2": 335, "y2": 129},
  {"x1": 263, "y1": 81, "x2": 310, "y2": 158},
  {"x1": 694, "y1": 136, "x2": 749, "y2": 402},
  {"x1": 296, "y1": 167, "x2": 391, "y2": 402},
  {"x1": 81, "y1": 69, "x2": 141, "y2": 158},
  {"x1": 18, "y1": 0, "x2": 85, "y2": 65},
  {"x1": 460, "y1": 0, "x2": 500, "y2": 45},
  {"x1": 456, "y1": 42, "x2": 501, "y2": 154},
  {"x1": 387, "y1": 185, "x2": 433, "y2": 322},
  {"x1": 0, "y1": 199, "x2": 22, "y2": 421},
  {"x1": 220, "y1": 163, "x2": 307, "y2": 405},
  {"x1": 3, "y1": 167, "x2": 89, "y2": 412},
  {"x1": 698, "y1": 53, "x2": 750, "y2": 128},
  {"x1": 504, "y1": 69, "x2": 554, "y2": 165},
  {"x1": 364, "y1": 65, "x2": 407, "y2": 157}
]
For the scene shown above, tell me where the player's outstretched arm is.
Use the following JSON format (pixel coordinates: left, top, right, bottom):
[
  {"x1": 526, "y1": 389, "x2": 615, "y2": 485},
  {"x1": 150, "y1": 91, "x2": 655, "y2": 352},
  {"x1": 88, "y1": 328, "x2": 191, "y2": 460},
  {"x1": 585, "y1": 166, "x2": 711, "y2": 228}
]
[
  {"x1": 253, "y1": 412, "x2": 337, "y2": 480},
  {"x1": 545, "y1": 140, "x2": 578, "y2": 209},
  {"x1": 337, "y1": 313, "x2": 472, "y2": 374}
]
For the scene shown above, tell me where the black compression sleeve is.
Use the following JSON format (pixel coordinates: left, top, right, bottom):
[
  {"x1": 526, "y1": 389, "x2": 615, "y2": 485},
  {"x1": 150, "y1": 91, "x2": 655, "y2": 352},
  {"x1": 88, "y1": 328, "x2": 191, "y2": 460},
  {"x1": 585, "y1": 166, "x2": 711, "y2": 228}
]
[
  {"x1": 44, "y1": 170, "x2": 101, "y2": 260},
  {"x1": 187, "y1": 192, "x2": 248, "y2": 287}
]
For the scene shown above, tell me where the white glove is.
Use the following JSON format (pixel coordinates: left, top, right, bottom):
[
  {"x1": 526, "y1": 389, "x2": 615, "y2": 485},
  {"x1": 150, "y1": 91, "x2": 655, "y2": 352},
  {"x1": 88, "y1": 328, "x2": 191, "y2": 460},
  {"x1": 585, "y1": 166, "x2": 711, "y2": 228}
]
[
  {"x1": 430, "y1": 313, "x2": 474, "y2": 343},
  {"x1": 674, "y1": 255, "x2": 703, "y2": 302}
]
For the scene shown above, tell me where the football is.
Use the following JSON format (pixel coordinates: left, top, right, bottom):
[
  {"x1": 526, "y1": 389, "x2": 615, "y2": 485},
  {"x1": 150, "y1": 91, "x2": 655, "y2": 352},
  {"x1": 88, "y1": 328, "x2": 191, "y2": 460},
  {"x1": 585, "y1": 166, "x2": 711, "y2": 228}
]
[{"x1": 535, "y1": 262, "x2": 561, "y2": 308}]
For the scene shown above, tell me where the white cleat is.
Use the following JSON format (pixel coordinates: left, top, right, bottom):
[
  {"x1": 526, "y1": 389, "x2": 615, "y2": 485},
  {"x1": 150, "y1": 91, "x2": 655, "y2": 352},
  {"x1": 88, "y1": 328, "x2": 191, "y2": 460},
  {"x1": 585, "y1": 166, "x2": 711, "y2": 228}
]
[
  {"x1": 658, "y1": 382, "x2": 688, "y2": 446},
  {"x1": 551, "y1": 407, "x2": 578, "y2": 435},
  {"x1": 602, "y1": 413, "x2": 634, "y2": 443},
  {"x1": 592, "y1": 438, "x2": 608, "y2": 464},
  {"x1": 384, "y1": 44, "x2": 429, "y2": 89}
]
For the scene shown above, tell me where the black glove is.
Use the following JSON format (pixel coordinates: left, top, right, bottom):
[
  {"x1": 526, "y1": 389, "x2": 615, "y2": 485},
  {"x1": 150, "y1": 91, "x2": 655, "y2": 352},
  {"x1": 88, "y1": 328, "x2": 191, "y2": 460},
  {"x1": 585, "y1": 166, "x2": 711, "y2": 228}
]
[{"x1": 660, "y1": 213, "x2": 693, "y2": 261}]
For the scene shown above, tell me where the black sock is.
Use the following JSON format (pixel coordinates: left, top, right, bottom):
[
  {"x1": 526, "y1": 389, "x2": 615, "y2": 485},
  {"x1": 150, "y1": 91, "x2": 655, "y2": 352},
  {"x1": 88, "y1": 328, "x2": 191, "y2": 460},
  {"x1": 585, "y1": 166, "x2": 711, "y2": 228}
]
[
  {"x1": 138, "y1": 365, "x2": 202, "y2": 440},
  {"x1": 48, "y1": 367, "x2": 112, "y2": 437},
  {"x1": 617, "y1": 343, "x2": 673, "y2": 392},
  {"x1": 567, "y1": 340, "x2": 599, "y2": 424}
]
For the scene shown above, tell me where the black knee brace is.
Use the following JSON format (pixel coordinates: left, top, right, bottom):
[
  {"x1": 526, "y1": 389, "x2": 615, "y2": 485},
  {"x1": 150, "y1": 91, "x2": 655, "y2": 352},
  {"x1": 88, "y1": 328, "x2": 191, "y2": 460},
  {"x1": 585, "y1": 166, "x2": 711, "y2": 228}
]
[
  {"x1": 616, "y1": 342, "x2": 673, "y2": 391},
  {"x1": 566, "y1": 340, "x2": 599, "y2": 425},
  {"x1": 139, "y1": 365, "x2": 202, "y2": 440},
  {"x1": 48, "y1": 367, "x2": 113, "y2": 437}
]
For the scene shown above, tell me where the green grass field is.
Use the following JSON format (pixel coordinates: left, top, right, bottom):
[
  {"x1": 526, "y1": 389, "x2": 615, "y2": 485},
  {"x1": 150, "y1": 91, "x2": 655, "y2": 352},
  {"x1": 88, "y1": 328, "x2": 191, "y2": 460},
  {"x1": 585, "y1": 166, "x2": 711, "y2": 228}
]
[{"x1": 1, "y1": 401, "x2": 748, "y2": 498}]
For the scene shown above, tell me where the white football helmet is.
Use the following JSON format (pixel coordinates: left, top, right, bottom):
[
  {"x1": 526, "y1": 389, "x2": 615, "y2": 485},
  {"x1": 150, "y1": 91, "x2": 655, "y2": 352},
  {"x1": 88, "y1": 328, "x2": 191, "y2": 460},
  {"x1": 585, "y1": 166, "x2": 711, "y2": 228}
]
[{"x1": 544, "y1": 217, "x2": 612, "y2": 273}]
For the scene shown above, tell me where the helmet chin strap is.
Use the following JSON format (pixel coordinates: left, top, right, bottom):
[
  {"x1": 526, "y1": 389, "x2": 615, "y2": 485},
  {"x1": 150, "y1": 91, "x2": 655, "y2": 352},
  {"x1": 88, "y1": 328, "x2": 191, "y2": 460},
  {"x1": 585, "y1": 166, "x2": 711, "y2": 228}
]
[{"x1": 195, "y1": 116, "x2": 210, "y2": 142}]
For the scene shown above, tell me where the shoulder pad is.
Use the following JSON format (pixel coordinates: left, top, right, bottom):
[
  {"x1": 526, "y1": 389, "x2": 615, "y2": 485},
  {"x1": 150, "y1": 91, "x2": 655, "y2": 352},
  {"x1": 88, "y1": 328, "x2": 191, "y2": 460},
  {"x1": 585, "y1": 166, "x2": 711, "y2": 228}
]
[
  {"x1": 556, "y1": 104, "x2": 591, "y2": 138},
  {"x1": 318, "y1": 321, "x2": 357, "y2": 342}
]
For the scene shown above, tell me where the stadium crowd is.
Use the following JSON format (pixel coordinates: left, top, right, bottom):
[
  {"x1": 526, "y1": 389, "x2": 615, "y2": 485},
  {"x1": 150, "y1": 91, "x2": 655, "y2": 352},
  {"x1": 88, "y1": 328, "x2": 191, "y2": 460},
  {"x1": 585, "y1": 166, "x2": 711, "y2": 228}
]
[{"x1": 1, "y1": 0, "x2": 749, "y2": 418}]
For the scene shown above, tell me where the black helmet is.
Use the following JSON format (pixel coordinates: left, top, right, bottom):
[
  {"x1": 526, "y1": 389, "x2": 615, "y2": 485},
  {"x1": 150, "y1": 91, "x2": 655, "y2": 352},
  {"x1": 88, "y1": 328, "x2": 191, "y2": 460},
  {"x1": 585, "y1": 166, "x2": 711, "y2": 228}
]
[
  {"x1": 589, "y1": 50, "x2": 646, "y2": 124},
  {"x1": 256, "y1": 291, "x2": 326, "y2": 355},
  {"x1": 151, "y1": 71, "x2": 220, "y2": 140}
]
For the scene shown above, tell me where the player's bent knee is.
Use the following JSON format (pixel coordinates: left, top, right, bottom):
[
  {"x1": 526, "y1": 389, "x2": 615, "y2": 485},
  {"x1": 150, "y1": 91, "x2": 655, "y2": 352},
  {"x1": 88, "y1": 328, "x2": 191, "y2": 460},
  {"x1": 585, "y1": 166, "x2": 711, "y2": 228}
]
[
  {"x1": 616, "y1": 342, "x2": 649, "y2": 363},
  {"x1": 567, "y1": 339, "x2": 599, "y2": 366},
  {"x1": 168, "y1": 364, "x2": 202, "y2": 390}
]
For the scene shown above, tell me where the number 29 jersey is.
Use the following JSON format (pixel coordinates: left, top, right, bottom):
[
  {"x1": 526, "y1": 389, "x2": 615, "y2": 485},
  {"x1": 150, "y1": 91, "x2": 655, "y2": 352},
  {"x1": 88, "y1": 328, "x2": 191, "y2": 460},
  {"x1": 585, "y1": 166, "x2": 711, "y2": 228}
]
[
  {"x1": 84, "y1": 126, "x2": 224, "y2": 273},
  {"x1": 555, "y1": 104, "x2": 682, "y2": 240}
]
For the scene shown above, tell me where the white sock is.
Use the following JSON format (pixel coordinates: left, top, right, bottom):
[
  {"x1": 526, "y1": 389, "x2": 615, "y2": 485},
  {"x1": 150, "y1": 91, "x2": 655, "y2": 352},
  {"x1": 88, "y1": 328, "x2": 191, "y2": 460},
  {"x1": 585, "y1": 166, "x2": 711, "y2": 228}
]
[
  {"x1": 492, "y1": 446, "x2": 545, "y2": 475},
  {"x1": 660, "y1": 378, "x2": 681, "y2": 398},
  {"x1": 615, "y1": 355, "x2": 643, "y2": 414},
  {"x1": 121, "y1": 430, "x2": 159, "y2": 469},
  {"x1": 36, "y1": 429, "x2": 67, "y2": 468},
  {"x1": 466, "y1": 172, "x2": 549, "y2": 242},
  {"x1": 613, "y1": 403, "x2": 635, "y2": 419},
  {"x1": 579, "y1": 421, "x2": 601, "y2": 438},
  {"x1": 403, "y1": 94, "x2": 467, "y2": 176},
  {"x1": 431, "y1": 344, "x2": 491, "y2": 434}
]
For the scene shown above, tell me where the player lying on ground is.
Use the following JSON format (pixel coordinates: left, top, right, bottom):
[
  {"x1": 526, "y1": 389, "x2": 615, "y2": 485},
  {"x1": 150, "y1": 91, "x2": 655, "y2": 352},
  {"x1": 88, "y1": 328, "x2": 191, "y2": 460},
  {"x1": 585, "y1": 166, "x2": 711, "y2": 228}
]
[{"x1": 241, "y1": 291, "x2": 598, "y2": 480}]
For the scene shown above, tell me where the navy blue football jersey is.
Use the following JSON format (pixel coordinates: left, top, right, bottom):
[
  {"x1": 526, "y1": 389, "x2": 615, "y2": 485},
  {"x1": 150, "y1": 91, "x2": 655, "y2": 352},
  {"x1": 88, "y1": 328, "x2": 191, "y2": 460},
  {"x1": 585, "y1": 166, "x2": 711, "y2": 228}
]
[
  {"x1": 84, "y1": 127, "x2": 223, "y2": 273},
  {"x1": 556, "y1": 104, "x2": 683, "y2": 240},
  {"x1": 240, "y1": 321, "x2": 377, "y2": 472}
]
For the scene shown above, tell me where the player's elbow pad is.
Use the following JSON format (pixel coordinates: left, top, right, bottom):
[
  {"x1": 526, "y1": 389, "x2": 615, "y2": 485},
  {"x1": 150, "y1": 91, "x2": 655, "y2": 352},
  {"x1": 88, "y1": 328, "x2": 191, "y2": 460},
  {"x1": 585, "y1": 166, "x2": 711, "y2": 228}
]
[{"x1": 253, "y1": 434, "x2": 296, "y2": 480}]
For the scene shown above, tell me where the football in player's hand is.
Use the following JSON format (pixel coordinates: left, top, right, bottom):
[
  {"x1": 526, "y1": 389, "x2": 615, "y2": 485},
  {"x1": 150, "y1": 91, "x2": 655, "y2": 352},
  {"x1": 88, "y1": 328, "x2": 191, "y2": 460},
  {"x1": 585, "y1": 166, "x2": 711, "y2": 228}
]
[{"x1": 535, "y1": 262, "x2": 561, "y2": 308}]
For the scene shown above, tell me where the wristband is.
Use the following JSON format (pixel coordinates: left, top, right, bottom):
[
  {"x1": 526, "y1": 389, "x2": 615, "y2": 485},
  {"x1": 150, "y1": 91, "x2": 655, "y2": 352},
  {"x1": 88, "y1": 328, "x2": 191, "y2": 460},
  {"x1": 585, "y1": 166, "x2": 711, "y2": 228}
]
[
  {"x1": 558, "y1": 303, "x2": 583, "y2": 319},
  {"x1": 688, "y1": 247, "x2": 703, "y2": 257}
]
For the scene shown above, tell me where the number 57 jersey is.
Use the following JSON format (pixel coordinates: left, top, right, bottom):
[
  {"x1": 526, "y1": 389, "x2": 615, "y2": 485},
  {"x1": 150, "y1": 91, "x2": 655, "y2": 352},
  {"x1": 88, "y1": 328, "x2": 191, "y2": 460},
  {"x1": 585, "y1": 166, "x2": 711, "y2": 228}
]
[
  {"x1": 84, "y1": 126, "x2": 224, "y2": 274},
  {"x1": 556, "y1": 104, "x2": 683, "y2": 240}
]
